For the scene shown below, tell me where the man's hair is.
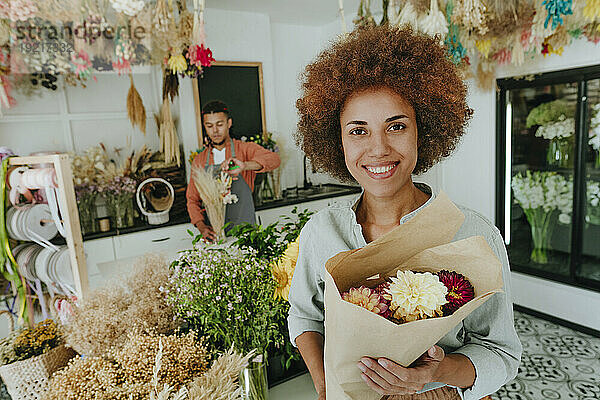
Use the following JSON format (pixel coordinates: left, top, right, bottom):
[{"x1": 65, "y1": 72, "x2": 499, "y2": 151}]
[{"x1": 202, "y1": 100, "x2": 231, "y2": 119}]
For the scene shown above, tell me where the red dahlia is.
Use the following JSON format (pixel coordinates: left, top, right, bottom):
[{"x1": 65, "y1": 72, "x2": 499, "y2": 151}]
[{"x1": 436, "y1": 270, "x2": 475, "y2": 315}]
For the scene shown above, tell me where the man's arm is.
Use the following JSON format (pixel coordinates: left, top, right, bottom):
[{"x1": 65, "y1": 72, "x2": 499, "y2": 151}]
[{"x1": 244, "y1": 141, "x2": 281, "y2": 173}]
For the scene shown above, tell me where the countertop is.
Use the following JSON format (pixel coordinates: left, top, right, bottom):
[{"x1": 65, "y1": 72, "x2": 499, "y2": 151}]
[{"x1": 65, "y1": 183, "x2": 361, "y2": 243}]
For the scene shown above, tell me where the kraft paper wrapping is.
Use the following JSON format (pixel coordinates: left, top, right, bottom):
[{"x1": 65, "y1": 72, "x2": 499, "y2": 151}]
[{"x1": 323, "y1": 192, "x2": 504, "y2": 400}]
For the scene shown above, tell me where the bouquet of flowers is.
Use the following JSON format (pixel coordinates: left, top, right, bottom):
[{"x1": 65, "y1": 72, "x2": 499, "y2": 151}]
[
  {"x1": 323, "y1": 193, "x2": 504, "y2": 400},
  {"x1": 342, "y1": 269, "x2": 475, "y2": 324},
  {"x1": 511, "y1": 170, "x2": 572, "y2": 263},
  {"x1": 191, "y1": 165, "x2": 239, "y2": 239}
]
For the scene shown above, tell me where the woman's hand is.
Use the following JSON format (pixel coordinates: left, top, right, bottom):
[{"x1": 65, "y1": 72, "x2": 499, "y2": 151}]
[{"x1": 357, "y1": 345, "x2": 445, "y2": 396}]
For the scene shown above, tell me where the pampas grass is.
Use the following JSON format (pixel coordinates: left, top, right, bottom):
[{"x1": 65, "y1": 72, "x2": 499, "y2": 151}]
[
  {"x1": 127, "y1": 75, "x2": 147, "y2": 135},
  {"x1": 157, "y1": 98, "x2": 181, "y2": 166},
  {"x1": 191, "y1": 164, "x2": 226, "y2": 238},
  {"x1": 187, "y1": 347, "x2": 254, "y2": 400},
  {"x1": 63, "y1": 254, "x2": 179, "y2": 357}
]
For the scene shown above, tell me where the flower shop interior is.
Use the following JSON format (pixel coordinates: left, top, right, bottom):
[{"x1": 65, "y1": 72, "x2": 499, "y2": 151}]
[{"x1": 0, "y1": 0, "x2": 600, "y2": 399}]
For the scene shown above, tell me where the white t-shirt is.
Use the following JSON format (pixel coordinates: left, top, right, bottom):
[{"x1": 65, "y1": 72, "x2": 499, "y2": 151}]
[{"x1": 212, "y1": 147, "x2": 226, "y2": 165}]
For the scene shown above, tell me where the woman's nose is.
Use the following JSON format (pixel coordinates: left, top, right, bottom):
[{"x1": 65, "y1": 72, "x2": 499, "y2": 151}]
[{"x1": 369, "y1": 131, "x2": 391, "y2": 156}]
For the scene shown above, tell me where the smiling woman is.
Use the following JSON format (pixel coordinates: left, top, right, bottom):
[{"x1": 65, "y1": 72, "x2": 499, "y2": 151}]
[{"x1": 288, "y1": 25, "x2": 521, "y2": 400}]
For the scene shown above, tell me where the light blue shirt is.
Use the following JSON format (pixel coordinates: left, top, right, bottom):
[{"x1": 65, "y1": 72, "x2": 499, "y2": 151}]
[{"x1": 287, "y1": 183, "x2": 522, "y2": 400}]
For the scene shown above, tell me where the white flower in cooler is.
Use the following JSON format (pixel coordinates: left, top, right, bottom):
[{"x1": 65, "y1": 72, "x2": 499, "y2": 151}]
[
  {"x1": 590, "y1": 104, "x2": 600, "y2": 151},
  {"x1": 535, "y1": 115, "x2": 575, "y2": 140}
]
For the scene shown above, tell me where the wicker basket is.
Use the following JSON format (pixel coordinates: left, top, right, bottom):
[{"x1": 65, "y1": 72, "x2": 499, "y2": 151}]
[{"x1": 0, "y1": 342, "x2": 76, "y2": 400}]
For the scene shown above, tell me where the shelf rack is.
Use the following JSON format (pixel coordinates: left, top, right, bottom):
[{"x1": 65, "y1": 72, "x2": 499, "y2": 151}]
[{"x1": 8, "y1": 154, "x2": 89, "y2": 299}]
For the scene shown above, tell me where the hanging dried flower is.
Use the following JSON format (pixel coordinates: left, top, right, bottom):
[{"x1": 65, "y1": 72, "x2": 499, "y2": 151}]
[
  {"x1": 492, "y1": 47, "x2": 512, "y2": 65},
  {"x1": 187, "y1": 44, "x2": 215, "y2": 68},
  {"x1": 452, "y1": 0, "x2": 488, "y2": 35},
  {"x1": 167, "y1": 53, "x2": 187, "y2": 74},
  {"x1": 475, "y1": 39, "x2": 492, "y2": 58},
  {"x1": 396, "y1": 0, "x2": 420, "y2": 30},
  {"x1": 71, "y1": 50, "x2": 95, "y2": 82},
  {"x1": 583, "y1": 0, "x2": 600, "y2": 22},
  {"x1": 127, "y1": 75, "x2": 147, "y2": 135},
  {"x1": 511, "y1": 36, "x2": 525, "y2": 66},
  {"x1": 419, "y1": 0, "x2": 448, "y2": 40},
  {"x1": 353, "y1": 0, "x2": 377, "y2": 28},
  {"x1": 153, "y1": 0, "x2": 171, "y2": 32},
  {"x1": 162, "y1": 69, "x2": 179, "y2": 101},
  {"x1": 543, "y1": 0, "x2": 574, "y2": 30},
  {"x1": 158, "y1": 98, "x2": 181, "y2": 166},
  {"x1": 110, "y1": 0, "x2": 146, "y2": 17},
  {"x1": 0, "y1": 0, "x2": 37, "y2": 21}
]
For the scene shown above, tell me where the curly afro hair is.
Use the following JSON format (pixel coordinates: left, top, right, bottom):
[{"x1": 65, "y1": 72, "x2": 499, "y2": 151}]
[{"x1": 295, "y1": 25, "x2": 473, "y2": 182}]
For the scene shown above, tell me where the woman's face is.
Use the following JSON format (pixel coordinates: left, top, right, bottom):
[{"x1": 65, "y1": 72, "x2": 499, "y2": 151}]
[{"x1": 340, "y1": 87, "x2": 418, "y2": 198}]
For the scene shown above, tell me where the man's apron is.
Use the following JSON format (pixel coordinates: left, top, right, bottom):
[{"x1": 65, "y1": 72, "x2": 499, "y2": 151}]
[{"x1": 204, "y1": 140, "x2": 256, "y2": 233}]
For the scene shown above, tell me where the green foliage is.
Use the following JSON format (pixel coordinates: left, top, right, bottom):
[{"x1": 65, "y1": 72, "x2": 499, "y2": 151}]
[
  {"x1": 228, "y1": 207, "x2": 314, "y2": 261},
  {"x1": 526, "y1": 100, "x2": 573, "y2": 128}
]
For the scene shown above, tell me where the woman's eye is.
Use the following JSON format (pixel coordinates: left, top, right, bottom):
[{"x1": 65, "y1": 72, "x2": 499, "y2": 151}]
[
  {"x1": 349, "y1": 127, "x2": 368, "y2": 135},
  {"x1": 388, "y1": 123, "x2": 406, "y2": 132}
]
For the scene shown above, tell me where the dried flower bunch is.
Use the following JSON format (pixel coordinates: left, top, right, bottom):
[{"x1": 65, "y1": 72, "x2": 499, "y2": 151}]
[
  {"x1": 12, "y1": 319, "x2": 61, "y2": 361},
  {"x1": 45, "y1": 333, "x2": 249, "y2": 400},
  {"x1": 110, "y1": 332, "x2": 209, "y2": 399},
  {"x1": 342, "y1": 269, "x2": 475, "y2": 323},
  {"x1": 63, "y1": 254, "x2": 179, "y2": 357}
]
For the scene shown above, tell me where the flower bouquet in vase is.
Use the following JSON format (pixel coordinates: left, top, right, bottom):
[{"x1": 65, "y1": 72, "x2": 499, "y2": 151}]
[
  {"x1": 323, "y1": 193, "x2": 504, "y2": 400},
  {"x1": 590, "y1": 103, "x2": 600, "y2": 169},
  {"x1": 101, "y1": 176, "x2": 137, "y2": 229},
  {"x1": 586, "y1": 180, "x2": 600, "y2": 225},
  {"x1": 74, "y1": 184, "x2": 98, "y2": 235},
  {"x1": 511, "y1": 171, "x2": 572, "y2": 264},
  {"x1": 526, "y1": 100, "x2": 575, "y2": 168}
]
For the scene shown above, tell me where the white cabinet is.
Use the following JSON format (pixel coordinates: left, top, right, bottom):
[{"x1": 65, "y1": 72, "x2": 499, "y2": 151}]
[
  {"x1": 83, "y1": 237, "x2": 115, "y2": 289},
  {"x1": 112, "y1": 223, "x2": 195, "y2": 260}
]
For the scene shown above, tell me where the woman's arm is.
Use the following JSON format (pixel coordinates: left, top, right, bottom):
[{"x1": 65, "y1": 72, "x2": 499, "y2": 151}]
[{"x1": 296, "y1": 331, "x2": 326, "y2": 397}]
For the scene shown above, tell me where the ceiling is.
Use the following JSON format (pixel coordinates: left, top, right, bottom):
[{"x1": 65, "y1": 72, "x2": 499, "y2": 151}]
[{"x1": 205, "y1": 0, "x2": 384, "y2": 26}]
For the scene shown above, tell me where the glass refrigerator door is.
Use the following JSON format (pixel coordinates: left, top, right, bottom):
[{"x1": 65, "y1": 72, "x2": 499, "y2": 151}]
[
  {"x1": 506, "y1": 82, "x2": 577, "y2": 277},
  {"x1": 580, "y1": 78, "x2": 600, "y2": 284}
]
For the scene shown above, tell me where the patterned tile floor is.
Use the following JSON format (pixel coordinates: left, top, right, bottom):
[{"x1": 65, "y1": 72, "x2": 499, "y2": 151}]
[{"x1": 492, "y1": 311, "x2": 600, "y2": 400}]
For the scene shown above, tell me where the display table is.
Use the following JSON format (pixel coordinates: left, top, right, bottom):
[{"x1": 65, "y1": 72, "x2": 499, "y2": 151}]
[{"x1": 270, "y1": 373, "x2": 317, "y2": 400}]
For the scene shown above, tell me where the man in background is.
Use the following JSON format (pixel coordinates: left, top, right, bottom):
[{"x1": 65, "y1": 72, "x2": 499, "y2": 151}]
[{"x1": 186, "y1": 100, "x2": 280, "y2": 241}]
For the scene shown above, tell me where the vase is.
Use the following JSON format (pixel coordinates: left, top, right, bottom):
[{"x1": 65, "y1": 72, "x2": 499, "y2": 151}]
[
  {"x1": 524, "y1": 208, "x2": 556, "y2": 264},
  {"x1": 77, "y1": 195, "x2": 98, "y2": 236},
  {"x1": 587, "y1": 207, "x2": 600, "y2": 225},
  {"x1": 546, "y1": 138, "x2": 573, "y2": 168},
  {"x1": 240, "y1": 355, "x2": 268, "y2": 400},
  {"x1": 106, "y1": 194, "x2": 135, "y2": 229}
]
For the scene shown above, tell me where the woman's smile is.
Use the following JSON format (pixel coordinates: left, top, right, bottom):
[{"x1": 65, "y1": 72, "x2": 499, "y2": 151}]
[{"x1": 362, "y1": 161, "x2": 400, "y2": 179}]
